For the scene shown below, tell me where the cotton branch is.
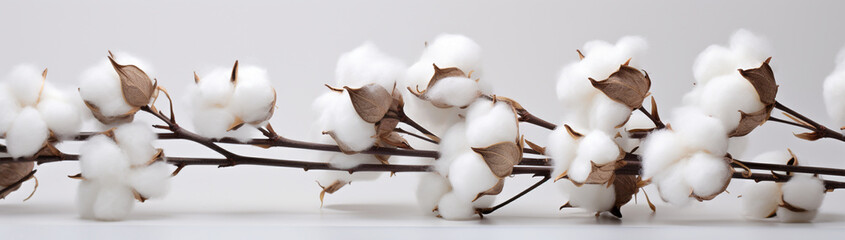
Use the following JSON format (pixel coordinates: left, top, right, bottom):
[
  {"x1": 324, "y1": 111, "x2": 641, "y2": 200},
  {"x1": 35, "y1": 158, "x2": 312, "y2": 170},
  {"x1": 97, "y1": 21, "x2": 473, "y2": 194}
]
[{"x1": 772, "y1": 101, "x2": 845, "y2": 142}]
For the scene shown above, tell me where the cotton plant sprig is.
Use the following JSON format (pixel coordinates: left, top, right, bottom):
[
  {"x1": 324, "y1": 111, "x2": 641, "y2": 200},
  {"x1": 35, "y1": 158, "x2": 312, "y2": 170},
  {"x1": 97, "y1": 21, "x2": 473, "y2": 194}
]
[{"x1": 2, "y1": 32, "x2": 845, "y2": 224}]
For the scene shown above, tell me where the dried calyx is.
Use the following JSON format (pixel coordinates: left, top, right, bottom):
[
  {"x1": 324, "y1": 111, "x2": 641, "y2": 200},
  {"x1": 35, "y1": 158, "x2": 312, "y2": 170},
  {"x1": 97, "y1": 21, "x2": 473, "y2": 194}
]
[
  {"x1": 731, "y1": 57, "x2": 777, "y2": 137},
  {"x1": 408, "y1": 64, "x2": 482, "y2": 108},
  {"x1": 84, "y1": 52, "x2": 156, "y2": 124},
  {"x1": 325, "y1": 82, "x2": 411, "y2": 158}
]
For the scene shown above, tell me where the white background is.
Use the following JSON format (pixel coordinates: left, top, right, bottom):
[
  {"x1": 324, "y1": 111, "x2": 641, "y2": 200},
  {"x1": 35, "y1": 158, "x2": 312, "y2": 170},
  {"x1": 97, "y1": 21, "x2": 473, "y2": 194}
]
[{"x1": 2, "y1": 0, "x2": 845, "y2": 239}]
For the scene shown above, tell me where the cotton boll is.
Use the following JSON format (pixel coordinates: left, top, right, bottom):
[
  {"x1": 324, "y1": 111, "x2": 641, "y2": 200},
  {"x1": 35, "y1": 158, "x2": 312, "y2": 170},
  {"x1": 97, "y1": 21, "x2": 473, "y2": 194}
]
[
  {"x1": 654, "y1": 163, "x2": 692, "y2": 205},
  {"x1": 693, "y1": 45, "x2": 736, "y2": 84},
  {"x1": 741, "y1": 181, "x2": 781, "y2": 219},
  {"x1": 335, "y1": 42, "x2": 406, "y2": 91},
  {"x1": 229, "y1": 66, "x2": 276, "y2": 124},
  {"x1": 447, "y1": 152, "x2": 499, "y2": 202},
  {"x1": 567, "y1": 155, "x2": 593, "y2": 184},
  {"x1": 323, "y1": 91, "x2": 377, "y2": 152},
  {"x1": 776, "y1": 208, "x2": 818, "y2": 223},
  {"x1": 559, "y1": 181, "x2": 616, "y2": 213},
  {"x1": 79, "y1": 135, "x2": 131, "y2": 181},
  {"x1": 780, "y1": 175, "x2": 825, "y2": 211},
  {"x1": 575, "y1": 131, "x2": 621, "y2": 165},
  {"x1": 36, "y1": 97, "x2": 82, "y2": 138},
  {"x1": 436, "y1": 191, "x2": 477, "y2": 220},
  {"x1": 729, "y1": 29, "x2": 772, "y2": 69},
  {"x1": 589, "y1": 95, "x2": 632, "y2": 132},
  {"x1": 684, "y1": 152, "x2": 731, "y2": 198},
  {"x1": 113, "y1": 122, "x2": 157, "y2": 166},
  {"x1": 416, "y1": 173, "x2": 452, "y2": 212},
  {"x1": 640, "y1": 130, "x2": 685, "y2": 179},
  {"x1": 76, "y1": 180, "x2": 100, "y2": 219},
  {"x1": 425, "y1": 76, "x2": 480, "y2": 108},
  {"x1": 556, "y1": 63, "x2": 598, "y2": 109},
  {"x1": 547, "y1": 126, "x2": 579, "y2": 178},
  {"x1": 78, "y1": 54, "x2": 148, "y2": 117},
  {"x1": 464, "y1": 100, "x2": 518, "y2": 148},
  {"x1": 0, "y1": 85, "x2": 20, "y2": 135},
  {"x1": 6, "y1": 107, "x2": 50, "y2": 158},
  {"x1": 6, "y1": 64, "x2": 44, "y2": 107},
  {"x1": 420, "y1": 34, "x2": 483, "y2": 78},
  {"x1": 436, "y1": 122, "x2": 469, "y2": 175},
  {"x1": 670, "y1": 107, "x2": 728, "y2": 156},
  {"x1": 192, "y1": 106, "x2": 237, "y2": 139},
  {"x1": 128, "y1": 162, "x2": 171, "y2": 199},
  {"x1": 401, "y1": 95, "x2": 465, "y2": 136},
  {"x1": 194, "y1": 68, "x2": 234, "y2": 108},
  {"x1": 91, "y1": 183, "x2": 135, "y2": 221},
  {"x1": 698, "y1": 73, "x2": 765, "y2": 131}
]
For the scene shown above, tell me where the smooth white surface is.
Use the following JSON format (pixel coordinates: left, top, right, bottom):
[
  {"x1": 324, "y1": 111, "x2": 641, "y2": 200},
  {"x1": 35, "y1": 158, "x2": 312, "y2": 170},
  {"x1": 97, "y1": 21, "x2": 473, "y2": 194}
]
[{"x1": 2, "y1": 0, "x2": 845, "y2": 238}]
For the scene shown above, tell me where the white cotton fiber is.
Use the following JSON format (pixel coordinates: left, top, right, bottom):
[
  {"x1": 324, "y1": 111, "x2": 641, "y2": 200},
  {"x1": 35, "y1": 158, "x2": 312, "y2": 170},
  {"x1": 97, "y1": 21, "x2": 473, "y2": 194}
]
[
  {"x1": 425, "y1": 76, "x2": 480, "y2": 108},
  {"x1": 6, "y1": 107, "x2": 50, "y2": 158},
  {"x1": 566, "y1": 155, "x2": 593, "y2": 184},
  {"x1": 741, "y1": 181, "x2": 781, "y2": 219},
  {"x1": 436, "y1": 191, "x2": 477, "y2": 220},
  {"x1": 655, "y1": 163, "x2": 692, "y2": 205},
  {"x1": 823, "y1": 48, "x2": 845, "y2": 127},
  {"x1": 114, "y1": 122, "x2": 158, "y2": 166},
  {"x1": 776, "y1": 208, "x2": 818, "y2": 223},
  {"x1": 194, "y1": 68, "x2": 234, "y2": 108},
  {"x1": 447, "y1": 152, "x2": 500, "y2": 202},
  {"x1": 464, "y1": 100, "x2": 518, "y2": 148},
  {"x1": 335, "y1": 42, "x2": 406, "y2": 91},
  {"x1": 728, "y1": 29, "x2": 772, "y2": 69},
  {"x1": 670, "y1": 107, "x2": 729, "y2": 156},
  {"x1": 558, "y1": 181, "x2": 616, "y2": 213},
  {"x1": 697, "y1": 73, "x2": 765, "y2": 131},
  {"x1": 322, "y1": 91, "x2": 377, "y2": 152},
  {"x1": 416, "y1": 173, "x2": 452, "y2": 212},
  {"x1": 640, "y1": 129, "x2": 685, "y2": 179},
  {"x1": 683, "y1": 152, "x2": 731, "y2": 197},
  {"x1": 128, "y1": 161, "x2": 171, "y2": 199},
  {"x1": 693, "y1": 29, "x2": 771, "y2": 85},
  {"x1": 79, "y1": 135, "x2": 130, "y2": 181},
  {"x1": 76, "y1": 180, "x2": 99, "y2": 219},
  {"x1": 36, "y1": 97, "x2": 82, "y2": 138},
  {"x1": 228, "y1": 65, "x2": 276, "y2": 125},
  {"x1": 6, "y1": 64, "x2": 44, "y2": 107},
  {"x1": 750, "y1": 150, "x2": 792, "y2": 165},
  {"x1": 91, "y1": 183, "x2": 135, "y2": 221},
  {"x1": 436, "y1": 122, "x2": 469, "y2": 175},
  {"x1": 327, "y1": 152, "x2": 381, "y2": 170},
  {"x1": 589, "y1": 94, "x2": 633, "y2": 132},
  {"x1": 780, "y1": 175, "x2": 825, "y2": 211},
  {"x1": 400, "y1": 93, "x2": 466, "y2": 136},
  {"x1": 420, "y1": 34, "x2": 483, "y2": 78},
  {"x1": 0, "y1": 84, "x2": 20, "y2": 135},
  {"x1": 556, "y1": 63, "x2": 599, "y2": 110},
  {"x1": 78, "y1": 52, "x2": 150, "y2": 117},
  {"x1": 575, "y1": 131, "x2": 621, "y2": 165},
  {"x1": 693, "y1": 45, "x2": 736, "y2": 84},
  {"x1": 192, "y1": 106, "x2": 237, "y2": 140},
  {"x1": 547, "y1": 126, "x2": 579, "y2": 178}
]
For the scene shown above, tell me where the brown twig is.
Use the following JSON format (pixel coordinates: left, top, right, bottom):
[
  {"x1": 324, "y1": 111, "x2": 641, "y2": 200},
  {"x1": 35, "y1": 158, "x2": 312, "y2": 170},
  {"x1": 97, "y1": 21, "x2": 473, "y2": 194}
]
[
  {"x1": 478, "y1": 175, "x2": 551, "y2": 215},
  {"x1": 773, "y1": 101, "x2": 845, "y2": 142},
  {"x1": 638, "y1": 106, "x2": 665, "y2": 129}
]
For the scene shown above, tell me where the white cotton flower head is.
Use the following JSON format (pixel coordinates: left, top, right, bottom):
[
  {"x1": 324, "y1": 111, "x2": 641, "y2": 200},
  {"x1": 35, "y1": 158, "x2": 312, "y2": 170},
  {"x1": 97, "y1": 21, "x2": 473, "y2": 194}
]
[
  {"x1": 36, "y1": 95, "x2": 82, "y2": 138},
  {"x1": 113, "y1": 122, "x2": 157, "y2": 166},
  {"x1": 335, "y1": 42, "x2": 406, "y2": 91},
  {"x1": 588, "y1": 94, "x2": 633, "y2": 132},
  {"x1": 436, "y1": 191, "x2": 477, "y2": 220},
  {"x1": 194, "y1": 68, "x2": 234, "y2": 108},
  {"x1": 6, "y1": 64, "x2": 45, "y2": 107},
  {"x1": 693, "y1": 29, "x2": 771, "y2": 85},
  {"x1": 464, "y1": 99, "x2": 518, "y2": 148},
  {"x1": 314, "y1": 91, "x2": 377, "y2": 152},
  {"x1": 640, "y1": 129, "x2": 685, "y2": 179},
  {"x1": 683, "y1": 152, "x2": 731, "y2": 198},
  {"x1": 79, "y1": 135, "x2": 131, "y2": 181},
  {"x1": 423, "y1": 76, "x2": 480, "y2": 108},
  {"x1": 695, "y1": 73, "x2": 765, "y2": 130},
  {"x1": 670, "y1": 107, "x2": 729, "y2": 156},
  {"x1": 653, "y1": 162, "x2": 692, "y2": 205},
  {"x1": 823, "y1": 47, "x2": 845, "y2": 127},
  {"x1": 447, "y1": 152, "x2": 499, "y2": 202},
  {"x1": 416, "y1": 173, "x2": 452, "y2": 212},
  {"x1": 228, "y1": 66, "x2": 276, "y2": 125},
  {"x1": 780, "y1": 175, "x2": 825, "y2": 211},
  {"x1": 79, "y1": 52, "x2": 152, "y2": 117},
  {"x1": 558, "y1": 181, "x2": 616, "y2": 213},
  {"x1": 741, "y1": 181, "x2": 781, "y2": 219},
  {"x1": 436, "y1": 122, "x2": 469, "y2": 175},
  {"x1": 87, "y1": 183, "x2": 135, "y2": 221},
  {"x1": 5, "y1": 107, "x2": 50, "y2": 158},
  {"x1": 404, "y1": 33, "x2": 483, "y2": 90},
  {"x1": 547, "y1": 126, "x2": 579, "y2": 178},
  {"x1": 567, "y1": 131, "x2": 621, "y2": 183}
]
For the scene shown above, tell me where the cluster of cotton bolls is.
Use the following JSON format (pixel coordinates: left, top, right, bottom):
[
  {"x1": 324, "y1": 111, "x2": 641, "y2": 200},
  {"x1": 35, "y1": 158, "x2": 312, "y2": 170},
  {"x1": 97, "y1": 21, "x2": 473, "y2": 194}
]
[
  {"x1": 79, "y1": 52, "x2": 155, "y2": 125},
  {"x1": 415, "y1": 99, "x2": 519, "y2": 220},
  {"x1": 0, "y1": 65, "x2": 83, "y2": 158},
  {"x1": 545, "y1": 36, "x2": 647, "y2": 213},
  {"x1": 188, "y1": 61, "x2": 276, "y2": 141},
  {"x1": 741, "y1": 150, "x2": 826, "y2": 222},
  {"x1": 823, "y1": 47, "x2": 845, "y2": 128},
  {"x1": 77, "y1": 123, "x2": 171, "y2": 221},
  {"x1": 311, "y1": 43, "x2": 406, "y2": 198},
  {"x1": 683, "y1": 29, "x2": 772, "y2": 133},
  {"x1": 402, "y1": 34, "x2": 487, "y2": 136}
]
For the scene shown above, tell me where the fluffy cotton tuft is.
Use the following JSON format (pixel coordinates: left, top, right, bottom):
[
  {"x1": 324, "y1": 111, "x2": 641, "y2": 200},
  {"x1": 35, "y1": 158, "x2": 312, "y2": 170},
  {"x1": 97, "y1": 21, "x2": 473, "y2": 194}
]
[
  {"x1": 780, "y1": 175, "x2": 825, "y2": 211},
  {"x1": 693, "y1": 29, "x2": 771, "y2": 85},
  {"x1": 741, "y1": 181, "x2": 781, "y2": 219},
  {"x1": 113, "y1": 122, "x2": 157, "y2": 166},
  {"x1": 640, "y1": 129, "x2": 685, "y2": 179},
  {"x1": 558, "y1": 181, "x2": 616, "y2": 213},
  {"x1": 823, "y1": 47, "x2": 845, "y2": 127},
  {"x1": 683, "y1": 152, "x2": 731, "y2": 197},
  {"x1": 575, "y1": 131, "x2": 620, "y2": 165},
  {"x1": 464, "y1": 99, "x2": 518, "y2": 148},
  {"x1": 315, "y1": 91, "x2": 377, "y2": 152},
  {"x1": 670, "y1": 107, "x2": 729, "y2": 156},
  {"x1": 447, "y1": 152, "x2": 499, "y2": 202},
  {"x1": 228, "y1": 66, "x2": 276, "y2": 124},
  {"x1": 335, "y1": 42, "x2": 406, "y2": 91},
  {"x1": 416, "y1": 173, "x2": 452, "y2": 212},
  {"x1": 547, "y1": 126, "x2": 579, "y2": 178},
  {"x1": 79, "y1": 135, "x2": 131, "y2": 181},
  {"x1": 6, "y1": 107, "x2": 50, "y2": 158},
  {"x1": 88, "y1": 183, "x2": 135, "y2": 221},
  {"x1": 0, "y1": 85, "x2": 20, "y2": 135},
  {"x1": 436, "y1": 122, "x2": 470, "y2": 175},
  {"x1": 6, "y1": 64, "x2": 44, "y2": 107},
  {"x1": 424, "y1": 76, "x2": 480, "y2": 108},
  {"x1": 436, "y1": 191, "x2": 477, "y2": 220},
  {"x1": 36, "y1": 96, "x2": 82, "y2": 138},
  {"x1": 127, "y1": 162, "x2": 171, "y2": 199},
  {"x1": 79, "y1": 52, "x2": 151, "y2": 117},
  {"x1": 654, "y1": 163, "x2": 692, "y2": 205}
]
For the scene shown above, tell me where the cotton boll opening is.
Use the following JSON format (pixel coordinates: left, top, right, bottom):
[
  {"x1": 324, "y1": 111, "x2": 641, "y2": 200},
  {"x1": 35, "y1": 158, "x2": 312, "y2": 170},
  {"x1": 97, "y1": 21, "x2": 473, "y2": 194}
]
[
  {"x1": 436, "y1": 191, "x2": 477, "y2": 220},
  {"x1": 640, "y1": 130, "x2": 685, "y2": 179},
  {"x1": 425, "y1": 76, "x2": 480, "y2": 108},
  {"x1": 229, "y1": 66, "x2": 276, "y2": 124},
  {"x1": 697, "y1": 73, "x2": 765, "y2": 131},
  {"x1": 335, "y1": 42, "x2": 406, "y2": 91},
  {"x1": 447, "y1": 152, "x2": 499, "y2": 202},
  {"x1": 322, "y1": 91, "x2": 377, "y2": 152},
  {"x1": 6, "y1": 107, "x2": 50, "y2": 158},
  {"x1": 78, "y1": 52, "x2": 151, "y2": 117},
  {"x1": 547, "y1": 126, "x2": 579, "y2": 178},
  {"x1": 128, "y1": 162, "x2": 171, "y2": 199},
  {"x1": 781, "y1": 175, "x2": 825, "y2": 211},
  {"x1": 683, "y1": 152, "x2": 731, "y2": 198},
  {"x1": 566, "y1": 155, "x2": 593, "y2": 184},
  {"x1": 195, "y1": 68, "x2": 234, "y2": 108},
  {"x1": 114, "y1": 122, "x2": 157, "y2": 166},
  {"x1": 741, "y1": 181, "x2": 781, "y2": 219},
  {"x1": 416, "y1": 173, "x2": 452, "y2": 212},
  {"x1": 464, "y1": 100, "x2": 518, "y2": 148},
  {"x1": 79, "y1": 135, "x2": 131, "y2": 181},
  {"x1": 91, "y1": 183, "x2": 135, "y2": 221},
  {"x1": 6, "y1": 64, "x2": 44, "y2": 107},
  {"x1": 576, "y1": 131, "x2": 621, "y2": 165}
]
